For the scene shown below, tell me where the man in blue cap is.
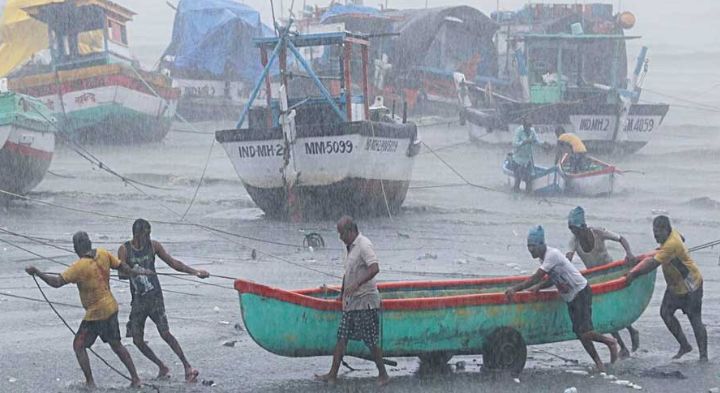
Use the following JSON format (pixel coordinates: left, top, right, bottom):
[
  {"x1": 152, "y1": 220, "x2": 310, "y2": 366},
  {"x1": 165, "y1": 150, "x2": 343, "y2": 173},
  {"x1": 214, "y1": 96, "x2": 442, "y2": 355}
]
[
  {"x1": 506, "y1": 225, "x2": 618, "y2": 372},
  {"x1": 566, "y1": 206, "x2": 639, "y2": 358}
]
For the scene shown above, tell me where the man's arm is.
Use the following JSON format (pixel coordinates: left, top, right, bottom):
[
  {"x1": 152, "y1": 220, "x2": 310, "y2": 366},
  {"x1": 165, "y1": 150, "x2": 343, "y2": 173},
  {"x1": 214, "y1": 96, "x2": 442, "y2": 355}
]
[
  {"x1": 153, "y1": 241, "x2": 209, "y2": 278},
  {"x1": 25, "y1": 266, "x2": 67, "y2": 288},
  {"x1": 505, "y1": 268, "x2": 546, "y2": 301},
  {"x1": 343, "y1": 263, "x2": 379, "y2": 296},
  {"x1": 618, "y1": 236, "x2": 636, "y2": 262},
  {"x1": 625, "y1": 257, "x2": 661, "y2": 283}
]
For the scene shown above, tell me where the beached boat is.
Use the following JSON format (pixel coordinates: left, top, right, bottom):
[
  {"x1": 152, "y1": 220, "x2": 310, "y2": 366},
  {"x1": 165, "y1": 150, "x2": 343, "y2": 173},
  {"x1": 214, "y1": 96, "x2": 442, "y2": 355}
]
[
  {"x1": 215, "y1": 25, "x2": 420, "y2": 219},
  {"x1": 7, "y1": 0, "x2": 179, "y2": 144},
  {"x1": 235, "y1": 257, "x2": 656, "y2": 373},
  {"x1": 160, "y1": 0, "x2": 272, "y2": 121},
  {"x1": 0, "y1": 82, "x2": 55, "y2": 194},
  {"x1": 459, "y1": 3, "x2": 669, "y2": 154},
  {"x1": 502, "y1": 155, "x2": 565, "y2": 196},
  {"x1": 317, "y1": 5, "x2": 499, "y2": 116},
  {"x1": 559, "y1": 154, "x2": 619, "y2": 196}
]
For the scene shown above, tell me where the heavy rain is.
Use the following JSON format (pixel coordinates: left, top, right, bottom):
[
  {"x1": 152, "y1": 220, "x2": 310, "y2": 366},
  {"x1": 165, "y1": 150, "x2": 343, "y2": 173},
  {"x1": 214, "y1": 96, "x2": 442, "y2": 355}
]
[{"x1": 1, "y1": 0, "x2": 719, "y2": 392}]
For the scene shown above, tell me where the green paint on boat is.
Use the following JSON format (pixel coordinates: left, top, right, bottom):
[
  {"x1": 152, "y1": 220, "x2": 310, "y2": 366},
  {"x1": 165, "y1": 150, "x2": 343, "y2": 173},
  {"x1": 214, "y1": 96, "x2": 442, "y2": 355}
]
[
  {"x1": 237, "y1": 266, "x2": 656, "y2": 359},
  {"x1": 0, "y1": 92, "x2": 55, "y2": 132}
]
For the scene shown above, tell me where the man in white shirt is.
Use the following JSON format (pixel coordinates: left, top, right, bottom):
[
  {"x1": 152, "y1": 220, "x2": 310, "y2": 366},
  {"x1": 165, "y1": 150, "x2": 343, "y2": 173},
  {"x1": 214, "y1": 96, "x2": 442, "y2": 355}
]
[
  {"x1": 315, "y1": 216, "x2": 389, "y2": 386},
  {"x1": 505, "y1": 225, "x2": 618, "y2": 372}
]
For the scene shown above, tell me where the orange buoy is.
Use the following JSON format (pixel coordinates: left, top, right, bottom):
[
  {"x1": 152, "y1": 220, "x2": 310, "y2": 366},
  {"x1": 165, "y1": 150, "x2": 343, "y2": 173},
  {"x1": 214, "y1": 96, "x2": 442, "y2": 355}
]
[{"x1": 617, "y1": 11, "x2": 636, "y2": 29}]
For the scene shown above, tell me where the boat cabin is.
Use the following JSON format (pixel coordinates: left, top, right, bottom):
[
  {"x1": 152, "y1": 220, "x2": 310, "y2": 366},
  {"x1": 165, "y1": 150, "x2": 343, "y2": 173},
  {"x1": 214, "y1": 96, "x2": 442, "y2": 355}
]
[
  {"x1": 513, "y1": 32, "x2": 639, "y2": 104},
  {"x1": 22, "y1": 0, "x2": 136, "y2": 71},
  {"x1": 239, "y1": 29, "x2": 372, "y2": 129}
]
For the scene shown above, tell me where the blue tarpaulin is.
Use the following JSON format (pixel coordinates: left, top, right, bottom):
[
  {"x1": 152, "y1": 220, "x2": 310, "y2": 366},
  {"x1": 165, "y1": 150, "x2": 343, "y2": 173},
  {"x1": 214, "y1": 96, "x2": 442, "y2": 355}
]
[
  {"x1": 164, "y1": 0, "x2": 272, "y2": 80},
  {"x1": 319, "y1": 4, "x2": 381, "y2": 23}
]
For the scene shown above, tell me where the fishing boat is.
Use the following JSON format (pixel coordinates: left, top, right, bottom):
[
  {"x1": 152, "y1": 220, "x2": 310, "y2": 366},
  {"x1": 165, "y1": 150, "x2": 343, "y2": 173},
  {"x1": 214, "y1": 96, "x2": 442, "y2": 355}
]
[
  {"x1": 160, "y1": 0, "x2": 272, "y2": 121},
  {"x1": 7, "y1": 0, "x2": 179, "y2": 144},
  {"x1": 0, "y1": 79, "x2": 55, "y2": 194},
  {"x1": 559, "y1": 154, "x2": 619, "y2": 196},
  {"x1": 458, "y1": 3, "x2": 669, "y2": 154},
  {"x1": 502, "y1": 155, "x2": 565, "y2": 196},
  {"x1": 318, "y1": 5, "x2": 499, "y2": 116},
  {"x1": 235, "y1": 256, "x2": 656, "y2": 373},
  {"x1": 215, "y1": 24, "x2": 420, "y2": 220}
]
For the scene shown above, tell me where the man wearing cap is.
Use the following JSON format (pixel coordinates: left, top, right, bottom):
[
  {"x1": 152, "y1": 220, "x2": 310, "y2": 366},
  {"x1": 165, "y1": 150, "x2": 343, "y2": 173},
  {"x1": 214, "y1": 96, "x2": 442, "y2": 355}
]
[
  {"x1": 26, "y1": 232, "x2": 143, "y2": 388},
  {"x1": 118, "y1": 219, "x2": 209, "y2": 382},
  {"x1": 566, "y1": 206, "x2": 639, "y2": 358},
  {"x1": 626, "y1": 216, "x2": 707, "y2": 361},
  {"x1": 505, "y1": 225, "x2": 618, "y2": 372}
]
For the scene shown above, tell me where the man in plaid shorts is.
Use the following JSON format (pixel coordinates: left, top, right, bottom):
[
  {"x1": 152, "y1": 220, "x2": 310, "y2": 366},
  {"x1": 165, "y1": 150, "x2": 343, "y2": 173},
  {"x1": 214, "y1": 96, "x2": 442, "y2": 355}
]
[{"x1": 315, "y1": 216, "x2": 389, "y2": 386}]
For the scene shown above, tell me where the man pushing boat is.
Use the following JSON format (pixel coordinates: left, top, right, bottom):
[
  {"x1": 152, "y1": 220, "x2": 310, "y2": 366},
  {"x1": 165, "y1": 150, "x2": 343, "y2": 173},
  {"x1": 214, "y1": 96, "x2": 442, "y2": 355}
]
[
  {"x1": 505, "y1": 226, "x2": 618, "y2": 372},
  {"x1": 565, "y1": 206, "x2": 640, "y2": 358},
  {"x1": 315, "y1": 216, "x2": 390, "y2": 386},
  {"x1": 626, "y1": 215, "x2": 708, "y2": 361},
  {"x1": 554, "y1": 126, "x2": 589, "y2": 172},
  {"x1": 118, "y1": 219, "x2": 209, "y2": 382}
]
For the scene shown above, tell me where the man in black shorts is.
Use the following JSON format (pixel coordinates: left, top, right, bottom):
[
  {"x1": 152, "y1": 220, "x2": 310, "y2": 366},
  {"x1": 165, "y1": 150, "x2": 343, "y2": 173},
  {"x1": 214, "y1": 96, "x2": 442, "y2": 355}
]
[
  {"x1": 315, "y1": 216, "x2": 389, "y2": 386},
  {"x1": 626, "y1": 216, "x2": 707, "y2": 361},
  {"x1": 26, "y1": 231, "x2": 142, "y2": 388},
  {"x1": 118, "y1": 219, "x2": 210, "y2": 382}
]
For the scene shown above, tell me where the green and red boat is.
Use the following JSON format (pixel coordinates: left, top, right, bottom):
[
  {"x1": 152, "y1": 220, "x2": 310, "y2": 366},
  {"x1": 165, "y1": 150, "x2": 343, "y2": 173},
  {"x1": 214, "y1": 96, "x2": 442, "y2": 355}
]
[{"x1": 235, "y1": 255, "x2": 656, "y2": 373}]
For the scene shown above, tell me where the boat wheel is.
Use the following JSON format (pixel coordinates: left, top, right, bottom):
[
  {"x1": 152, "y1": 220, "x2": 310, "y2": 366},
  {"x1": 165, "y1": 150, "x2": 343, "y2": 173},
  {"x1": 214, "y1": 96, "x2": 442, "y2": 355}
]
[
  {"x1": 483, "y1": 327, "x2": 527, "y2": 375},
  {"x1": 418, "y1": 352, "x2": 453, "y2": 369}
]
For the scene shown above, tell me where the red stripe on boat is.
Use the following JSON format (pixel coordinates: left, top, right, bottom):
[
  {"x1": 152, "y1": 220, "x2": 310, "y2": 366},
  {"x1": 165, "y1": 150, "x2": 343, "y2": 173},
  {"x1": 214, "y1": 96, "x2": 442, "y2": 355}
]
[
  {"x1": 235, "y1": 253, "x2": 655, "y2": 311},
  {"x1": 16, "y1": 74, "x2": 179, "y2": 100},
  {"x1": 3, "y1": 141, "x2": 53, "y2": 161}
]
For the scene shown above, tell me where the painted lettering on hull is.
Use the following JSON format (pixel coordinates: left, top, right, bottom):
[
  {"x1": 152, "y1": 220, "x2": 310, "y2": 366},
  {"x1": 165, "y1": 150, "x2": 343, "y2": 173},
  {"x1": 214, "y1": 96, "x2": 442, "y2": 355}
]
[
  {"x1": 623, "y1": 117, "x2": 655, "y2": 132},
  {"x1": 578, "y1": 118, "x2": 611, "y2": 132},
  {"x1": 238, "y1": 143, "x2": 284, "y2": 158},
  {"x1": 365, "y1": 138, "x2": 399, "y2": 153},
  {"x1": 304, "y1": 140, "x2": 353, "y2": 155}
]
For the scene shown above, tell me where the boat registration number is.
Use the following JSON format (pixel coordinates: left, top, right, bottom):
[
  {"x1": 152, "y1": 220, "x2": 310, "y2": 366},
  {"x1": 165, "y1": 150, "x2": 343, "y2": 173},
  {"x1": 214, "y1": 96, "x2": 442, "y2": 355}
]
[{"x1": 304, "y1": 140, "x2": 354, "y2": 155}]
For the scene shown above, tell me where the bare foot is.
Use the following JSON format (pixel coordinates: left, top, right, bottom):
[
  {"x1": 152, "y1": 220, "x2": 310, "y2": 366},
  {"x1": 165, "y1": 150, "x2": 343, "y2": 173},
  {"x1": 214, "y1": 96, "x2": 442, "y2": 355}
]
[
  {"x1": 185, "y1": 368, "x2": 199, "y2": 383},
  {"x1": 156, "y1": 365, "x2": 171, "y2": 380},
  {"x1": 699, "y1": 354, "x2": 709, "y2": 363},
  {"x1": 608, "y1": 340, "x2": 619, "y2": 364},
  {"x1": 672, "y1": 345, "x2": 692, "y2": 360},
  {"x1": 629, "y1": 327, "x2": 640, "y2": 352},
  {"x1": 314, "y1": 373, "x2": 337, "y2": 384},
  {"x1": 377, "y1": 374, "x2": 390, "y2": 387},
  {"x1": 83, "y1": 381, "x2": 97, "y2": 390},
  {"x1": 595, "y1": 362, "x2": 607, "y2": 374},
  {"x1": 130, "y1": 378, "x2": 142, "y2": 388},
  {"x1": 619, "y1": 347, "x2": 630, "y2": 359}
]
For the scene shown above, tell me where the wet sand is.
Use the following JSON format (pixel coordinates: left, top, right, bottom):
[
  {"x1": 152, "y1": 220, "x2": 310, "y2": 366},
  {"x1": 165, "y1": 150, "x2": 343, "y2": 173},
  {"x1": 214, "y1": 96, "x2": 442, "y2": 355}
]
[{"x1": 1, "y1": 115, "x2": 719, "y2": 392}]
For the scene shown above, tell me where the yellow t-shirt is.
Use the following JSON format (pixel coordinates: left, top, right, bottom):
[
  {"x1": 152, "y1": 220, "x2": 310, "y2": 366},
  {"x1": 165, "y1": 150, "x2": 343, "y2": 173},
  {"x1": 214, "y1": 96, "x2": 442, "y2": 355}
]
[
  {"x1": 655, "y1": 229, "x2": 703, "y2": 295},
  {"x1": 558, "y1": 133, "x2": 587, "y2": 153},
  {"x1": 61, "y1": 248, "x2": 121, "y2": 321}
]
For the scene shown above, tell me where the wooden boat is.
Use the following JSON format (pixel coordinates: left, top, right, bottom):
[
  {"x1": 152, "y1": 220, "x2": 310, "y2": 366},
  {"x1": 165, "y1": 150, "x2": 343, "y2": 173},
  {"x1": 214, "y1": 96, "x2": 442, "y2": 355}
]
[
  {"x1": 235, "y1": 257, "x2": 656, "y2": 373},
  {"x1": 215, "y1": 25, "x2": 420, "y2": 220},
  {"x1": 8, "y1": 0, "x2": 179, "y2": 144},
  {"x1": 460, "y1": 3, "x2": 669, "y2": 154},
  {"x1": 502, "y1": 155, "x2": 564, "y2": 196},
  {"x1": 559, "y1": 154, "x2": 619, "y2": 196},
  {"x1": 0, "y1": 86, "x2": 55, "y2": 194}
]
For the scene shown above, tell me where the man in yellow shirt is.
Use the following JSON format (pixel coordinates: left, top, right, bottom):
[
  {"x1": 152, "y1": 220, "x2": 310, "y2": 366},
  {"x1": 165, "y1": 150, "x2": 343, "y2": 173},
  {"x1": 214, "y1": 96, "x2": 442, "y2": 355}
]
[
  {"x1": 626, "y1": 216, "x2": 707, "y2": 361},
  {"x1": 554, "y1": 126, "x2": 588, "y2": 172},
  {"x1": 25, "y1": 231, "x2": 143, "y2": 388}
]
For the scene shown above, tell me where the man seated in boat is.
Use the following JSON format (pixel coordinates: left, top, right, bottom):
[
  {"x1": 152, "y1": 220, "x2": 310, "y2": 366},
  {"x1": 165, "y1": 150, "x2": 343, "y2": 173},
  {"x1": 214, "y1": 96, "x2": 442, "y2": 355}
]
[
  {"x1": 316, "y1": 216, "x2": 390, "y2": 386},
  {"x1": 511, "y1": 118, "x2": 548, "y2": 193},
  {"x1": 554, "y1": 126, "x2": 589, "y2": 172},
  {"x1": 565, "y1": 206, "x2": 640, "y2": 358},
  {"x1": 626, "y1": 216, "x2": 707, "y2": 361},
  {"x1": 505, "y1": 226, "x2": 619, "y2": 372}
]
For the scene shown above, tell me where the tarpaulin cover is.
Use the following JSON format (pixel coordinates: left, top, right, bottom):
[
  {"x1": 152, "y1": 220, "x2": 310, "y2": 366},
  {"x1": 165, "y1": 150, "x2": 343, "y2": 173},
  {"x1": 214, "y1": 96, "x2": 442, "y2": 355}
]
[
  {"x1": 319, "y1": 4, "x2": 380, "y2": 23},
  {"x1": 163, "y1": 0, "x2": 272, "y2": 80}
]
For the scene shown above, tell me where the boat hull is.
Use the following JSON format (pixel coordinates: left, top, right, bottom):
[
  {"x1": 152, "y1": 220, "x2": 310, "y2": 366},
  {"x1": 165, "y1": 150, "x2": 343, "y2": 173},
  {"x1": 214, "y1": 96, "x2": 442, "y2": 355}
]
[
  {"x1": 236, "y1": 260, "x2": 656, "y2": 358},
  {"x1": 10, "y1": 64, "x2": 179, "y2": 144},
  {"x1": 560, "y1": 155, "x2": 619, "y2": 196},
  {"x1": 173, "y1": 78, "x2": 248, "y2": 121},
  {"x1": 216, "y1": 121, "x2": 419, "y2": 219},
  {"x1": 466, "y1": 102, "x2": 669, "y2": 154},
  {"x1": 502, "y1": 159, "x2": 564, "y2": 196},
  {"x1": 0, "y1": 125, "x2": 54, "y2": 194}
]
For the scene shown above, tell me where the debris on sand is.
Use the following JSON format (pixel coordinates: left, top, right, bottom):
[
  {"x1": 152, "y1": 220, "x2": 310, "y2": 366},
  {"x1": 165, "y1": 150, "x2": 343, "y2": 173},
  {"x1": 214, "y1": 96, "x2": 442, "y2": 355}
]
[
  {"x1": 222, "y1": 340, "x2": 237, "y2": 347},
  {"x1": 640, "y1": 369, "x2": 687, "y2": 379},
  {"x1": 417, "y1": 253, "x2": 438, "y2": 260}
]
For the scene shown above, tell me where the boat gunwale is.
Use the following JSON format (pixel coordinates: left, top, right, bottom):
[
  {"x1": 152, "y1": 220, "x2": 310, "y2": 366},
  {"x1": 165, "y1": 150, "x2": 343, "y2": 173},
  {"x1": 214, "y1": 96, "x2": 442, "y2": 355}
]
[
  {"x1": 235, "y1": 252, "x2": 654, "y2": 311},
  {"x1": 559, "y1": 154, "x2": 618, "y2": 179}
]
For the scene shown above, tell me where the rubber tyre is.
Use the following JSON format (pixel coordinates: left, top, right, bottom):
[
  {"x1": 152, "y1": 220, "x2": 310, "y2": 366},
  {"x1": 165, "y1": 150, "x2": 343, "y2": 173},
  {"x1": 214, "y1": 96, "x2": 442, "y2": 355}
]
[
  {"x1": 483, "y1": 327, "x2": 527, "y2": 375},
  {"x1": 418, "y1": 352, "x2": 453, "y2": 368}
]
